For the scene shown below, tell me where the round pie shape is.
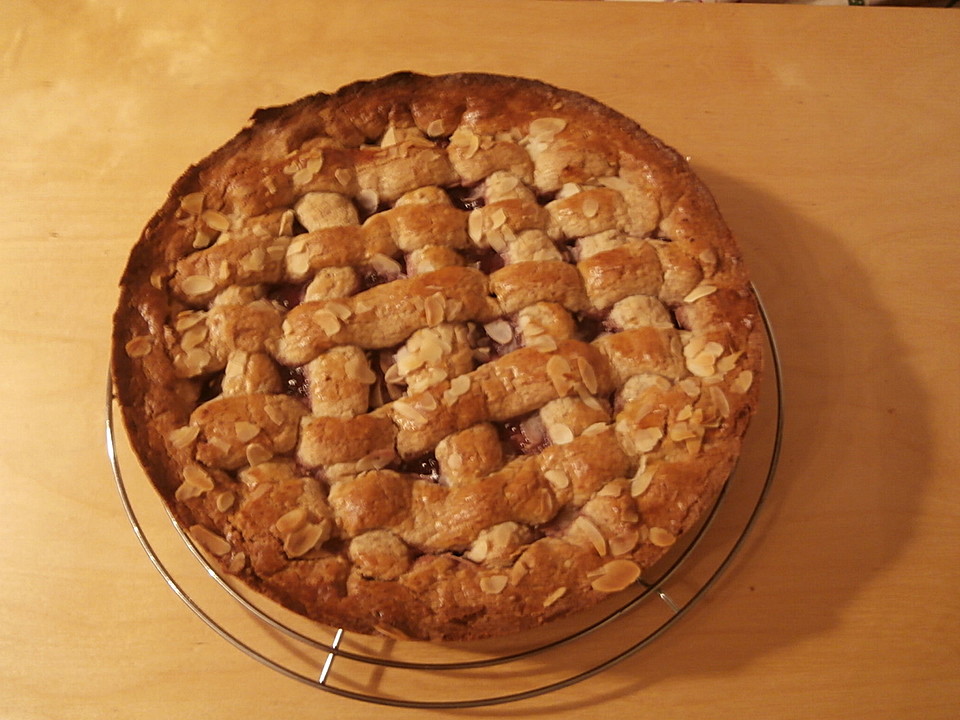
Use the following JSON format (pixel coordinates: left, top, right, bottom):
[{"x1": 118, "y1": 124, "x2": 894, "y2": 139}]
[{"x1": 112, "y1": 72, "x2": 762, "y2": 642}]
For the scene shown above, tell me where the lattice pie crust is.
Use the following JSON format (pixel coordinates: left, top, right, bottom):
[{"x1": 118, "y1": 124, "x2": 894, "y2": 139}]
[{"x1": 112, "y1": 72, "x2": 762, "y2": 641}]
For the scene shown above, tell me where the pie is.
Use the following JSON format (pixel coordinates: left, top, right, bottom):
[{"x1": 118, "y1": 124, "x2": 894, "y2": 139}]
[{"x1": 112, "y1": 72, "x2": 762, "y2": 642}]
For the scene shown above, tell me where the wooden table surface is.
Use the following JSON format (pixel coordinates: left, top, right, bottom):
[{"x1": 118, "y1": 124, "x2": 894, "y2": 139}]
[{"x1": 2, "y1": 1, "x2": 958, "y2": 717}]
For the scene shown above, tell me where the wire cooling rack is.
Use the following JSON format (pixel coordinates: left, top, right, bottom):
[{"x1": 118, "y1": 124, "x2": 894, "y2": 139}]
[{"x1": 106, "y1": 291, "x2": 782, "y2": 708}]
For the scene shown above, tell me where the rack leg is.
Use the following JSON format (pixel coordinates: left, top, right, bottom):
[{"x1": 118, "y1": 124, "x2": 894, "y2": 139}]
[
  {"x1": 657, "y1": 591, "x2": 681, "y2": 614},
  {"x1": 318, "y1": 628, "x2": 344, "y2": 685}
]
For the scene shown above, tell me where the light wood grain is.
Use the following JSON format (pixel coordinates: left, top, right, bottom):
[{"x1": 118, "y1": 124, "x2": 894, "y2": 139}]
[{"x1": 1, "y1": 1, "x2": 958, "y2": 718}]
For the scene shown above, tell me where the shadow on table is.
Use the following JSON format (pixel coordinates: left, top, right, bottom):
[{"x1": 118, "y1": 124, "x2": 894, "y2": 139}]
[{"x1": 441, "y1": 170, "x2": 932, "y2": 716}]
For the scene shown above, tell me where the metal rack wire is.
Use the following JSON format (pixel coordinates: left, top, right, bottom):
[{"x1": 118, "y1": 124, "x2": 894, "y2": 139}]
[{"x1": 106, "y1": 291, "x2": 782, "y2": 708}]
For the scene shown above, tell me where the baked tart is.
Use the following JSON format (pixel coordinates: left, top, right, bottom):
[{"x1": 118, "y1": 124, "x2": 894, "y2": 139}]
[{"x1": 112, "y1": 72, "x2": 762, "y2": 641}]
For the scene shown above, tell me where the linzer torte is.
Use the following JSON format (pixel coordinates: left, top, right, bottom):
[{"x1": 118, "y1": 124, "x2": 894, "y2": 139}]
[{"x1": 112, "y1": 72, "x2": 762, "y2": 641}]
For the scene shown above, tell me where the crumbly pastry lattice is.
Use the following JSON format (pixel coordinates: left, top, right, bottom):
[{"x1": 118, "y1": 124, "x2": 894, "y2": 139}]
[{"x1": 113, "y1": 72, "x2": 762, "y2": 641}]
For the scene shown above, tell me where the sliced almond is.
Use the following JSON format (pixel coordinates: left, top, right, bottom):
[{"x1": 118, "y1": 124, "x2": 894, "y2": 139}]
[
  {"x1": 415, "y1": 393, "x2": 438, "y2": 413},
  {"x1": 193, "y1": 229, "x2": 215, "y2": 249},
  {"x1": 245, "y1": 483, "x2": 272, "y2": 502},
  {"x1": 292, "y1": 166, "x2": 315, "y2": 186},
  {"x1": 288, "y1": 235, "x2": 308, "y2": 255},
  {"x1": 575, "y1": 516, "x2": 607, "y2": 556},
  {"x1": 631, "y1": 466, "x2": 655, "y2": 497},
  {"x1": 217, "y1": 253, "x2": 235, "y2": 278},
  {"x1": 484, "y1": 319, "x2": 513, "y2": 345},
  {"x1": 325, "y1": 301, "x2": 352, "y2": 321},
  {"x1": 582, "y1": 422, "x2": 608, "y2": 437},
  {"x1": 334, "y1": 167, "x2": 352, "y2": 187},
  {"x1": 179, "y1": 192, "x2": 205, "y2": 215},
  {"x1": 669, "y1": 421, "x2": 697, "y2": 443},
  {"x1": 529, "y1": 334, "x2": 558, "y2": 353},
  {"x1": 313, "y1": 308, "x2": 342, "y2": 336},
  {"x1": 487, "y1": 228, "x2": 507, "y2": 253},
  {"x1": 263, "y1": 402, "x2": 285, "y2": 427},
  {"x1": 242, "y1": 248, "x2": 266, "y2": 274},
  {"x1": 528, "y1": 117, "x2": 567, "y2": 140},
  {"x1": 346, "y1": 355, "x2": 378, "y2": 384},
  {"x1": 581, "y1": 195, "x2": 600, "y2": 219},
  {"x1": 174, "y1": 312, "x2": 204, "y2": 332},
  {"x1": 124, "y1": 335, "x2": 153, "y2": 358},
  {"x1": 233, "y1": 421, "x2": 261, "y2": 443},
  {"x1": 715, "y1": 350, "x2": 743, "y2": 376},
  {"x1": 190, "y1": 525, "x2": 231, "y2": 556},
  {"x1": 467, "y1": 210, "x2": 484, "y2": 244},
  {"x1": 466, "y1": 537, "x2": 489, "y2": 563},
  {"x1": 444, "y1": 298, "x2": 464, "y2": 322},
  {"x1": 182, "y1": 465, "x2": 214, "y2": 492},
  {"x1": 633, "y1": 426, "x2": 663, "y2": 453},
  {"x1": 179, "y1": 323, "x2": 208, "y2": 351},
  {"x1": 284, "y1": 254, "x2": 309, "y2": 282},
  {"x1": 245, "y1": 443, "x2": 273, "y2": 466},
  {"x1": 597, "y1": 176, "x2": 630, "y2": 194},
  {"x1": 418, "y1": 331, "x2": 444, "y2": 363},
  {"x1": 710, "y1": 385, "x2": 731, "y2": 418},
  {"x1": 590, "y1": 559, "x2": 641, "y2": 593},
  {"x1": 424, "y1": 293, "x2": 445, "y2": 327},
  {"x1": 546, "y1": 354, "x2": 573, "y2": 395},
  {"x1": 174, "y1": 481, "x2": 204, "y2": 502},
  {"x1": 215, "y1": 490, "x2": 235, "y2": 513},
  {"x1": 182, "y1": 347, "x2": 212, "y2": 375},
  {"x1": 208, "y1": 436, "x2": 232, "y2": 454},
  {"x1": 549, "y1": 423, "x2": 574, "y2": 446},
  {"x1": 393, "y1": 399, "x2": 428, "y2": 425},
  {"x1": 276, "y1": 209, "x2": 295, "y2": 237},
  {"x1": 543, "y1": 587, "x2": 567, "y2": 607},
  {"x1": 168, "y1": 425, "x2": 200, "y2": 449},
  {"x1": 679, "y1": 377, "x2": 701, "y2": 398},
  {"x1": 369, "y1": 252, "x2": 402, "y2": 275},
  {"x1": 293, "y1": 155, "x2": 323, "y2": 185},
  {"x1": 451, "y1": 127, "x2": 481, "y2": 159},
  {"x1": 703, "y1": 341, "x2": 725, "y2": 358},
  {"x1": 442, "y1": 374, "x2": 471, "y2": 405},
  {"x1": 649, "y1": 527, "x2": 676, "y2": 547},
  {"x1": 544, "y1": 468, "x2": 570, "y2": 490},
  {"x1": 479, "y1": 575, "x2": 509, "y2": 595},
  {"x1": 577, "y1": 357, "x2": 599, "y2": 395},
  {"x1": 227, "y1": 552, "x2": 246, "y2": 573},
  {"x1": 686, "y1": 350, "x2": 718, "y2": 378},
  {"x1": 683, "y1": 284, "x2": 718, "y2": 304},
  {"x1": 275, "y1": 506, "x2": 307, "y2": 535},
  {"x1": 731, "y1": 370, "x2": 754, "y2": 394},
  {"x1": 284, "y1": 522, "x2": 327, "y2": 558},
  {"x1": 383, "y1": 363, "x2": 402, "y2": 385},
  {"x1": 396, "y1": 347, "x2": 425, "y2": 375},
  {"x1": 380, "y1": 125, "x2": 399, "y2": 148},
  {"x1": 609, "y1": 530, "x2": 640, "y2": 556},
  {"x1": 200, "y1": 209, "x2": 229, "y2": 232},
  {"x1": 180, "y1": 275, "x2": 216, "y2": 297},
  {"x1": 356, "y1": 447, "x2": 396, "y2": 472},
  {"x1": 597, "y1": 482, "x2": 623, "y2": 498}
]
